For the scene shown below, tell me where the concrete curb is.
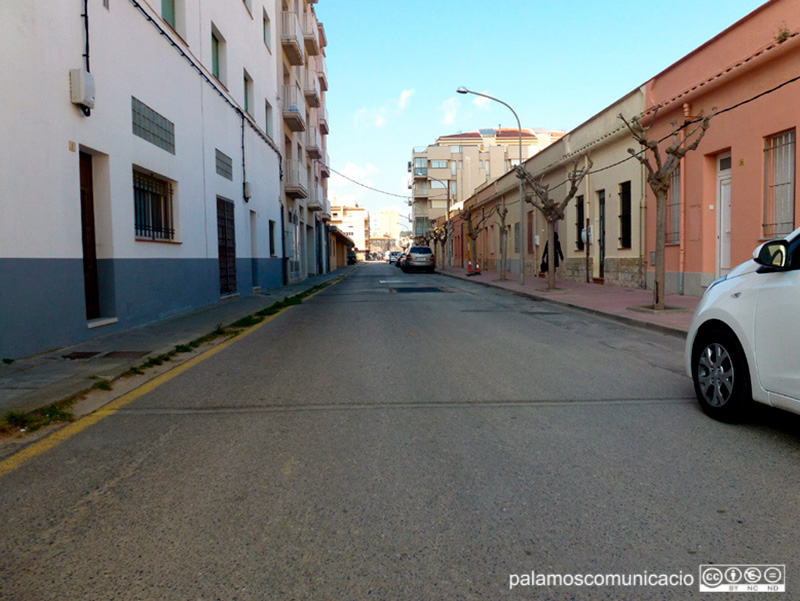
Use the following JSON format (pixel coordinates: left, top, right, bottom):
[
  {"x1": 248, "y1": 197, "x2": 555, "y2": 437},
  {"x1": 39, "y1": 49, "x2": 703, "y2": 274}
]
[{"x1": 437, "y1": 270, "x2": 689, "y2": 339}]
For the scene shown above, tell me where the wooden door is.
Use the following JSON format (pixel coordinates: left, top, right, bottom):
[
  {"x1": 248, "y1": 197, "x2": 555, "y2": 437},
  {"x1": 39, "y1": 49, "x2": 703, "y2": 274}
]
[{"x1": 80, "y1": 152, "x2": 100, "y2": 319}]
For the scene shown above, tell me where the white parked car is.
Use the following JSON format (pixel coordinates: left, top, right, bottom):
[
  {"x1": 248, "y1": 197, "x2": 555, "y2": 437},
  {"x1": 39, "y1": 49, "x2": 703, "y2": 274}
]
[{"x1": 686, "y1": 226, "x2": 800, "y2": 421}]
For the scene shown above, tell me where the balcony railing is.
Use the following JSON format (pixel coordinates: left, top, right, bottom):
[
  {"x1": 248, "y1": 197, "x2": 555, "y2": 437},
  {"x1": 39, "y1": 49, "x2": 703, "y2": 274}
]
[
  {"x1": 281, "y1": 12, "x2": 305, "y2": 66},
  {"x1": 285, "y1": 159, "x2": 308, "y2": 198},
  {"x1": 317, "y1": 54, "x2": 328, "y2": 91},
  {"x1": 319, "y1": 149, "x2": 330, "y2": 178},
  {"x1": 307, "y1": 182, "x2": 323, "y2": 211},
  {"x1": 318, "y1": 106, "x2": 329, "y2": 135},
  {"x1": 302, "y1": 13, "x2": 320, "y2": 56},
  {"x1": 303, "y1": 68, "x2": 321, "y2": 108},
  {"x1": 282, "y1": 84, "x2": 306, "y2": 132},
  {"x1": 306, "y1": 125, "x2": 321, "y2": 158}
]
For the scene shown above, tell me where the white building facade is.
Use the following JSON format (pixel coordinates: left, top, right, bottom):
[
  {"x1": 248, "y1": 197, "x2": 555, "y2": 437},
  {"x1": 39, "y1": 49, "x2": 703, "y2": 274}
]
[{"x1": 0, "y1": 0, "x2": 327, "y2": 359}]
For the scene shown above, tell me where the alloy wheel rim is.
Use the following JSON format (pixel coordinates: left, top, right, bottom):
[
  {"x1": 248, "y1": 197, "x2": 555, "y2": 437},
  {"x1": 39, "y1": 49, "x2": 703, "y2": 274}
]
[{"x1": 697, "y1": 343, "x2": 735, "y2": 407}]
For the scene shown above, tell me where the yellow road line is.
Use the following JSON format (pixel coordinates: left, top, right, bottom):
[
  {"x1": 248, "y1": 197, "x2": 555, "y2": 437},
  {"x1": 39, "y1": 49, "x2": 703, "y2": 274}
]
[{"x1": 0, "y1": 279, "x2": 343, "y2": 478}]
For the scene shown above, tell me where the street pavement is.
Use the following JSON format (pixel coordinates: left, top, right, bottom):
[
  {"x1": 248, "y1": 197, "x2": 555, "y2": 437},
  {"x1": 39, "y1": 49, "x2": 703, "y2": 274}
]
[
  {"x1": 1, "y1": 262, "x2": 798, "y2": 601},
  {"x1": 0, "y1": 262, "x2": 699, "y2": 416}
]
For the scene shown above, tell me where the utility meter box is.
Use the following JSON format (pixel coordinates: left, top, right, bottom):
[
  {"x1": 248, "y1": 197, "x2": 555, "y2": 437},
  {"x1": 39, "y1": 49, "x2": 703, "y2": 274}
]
[{"x1": 69, "y1": 69, "x2": 95, "y2": 109}]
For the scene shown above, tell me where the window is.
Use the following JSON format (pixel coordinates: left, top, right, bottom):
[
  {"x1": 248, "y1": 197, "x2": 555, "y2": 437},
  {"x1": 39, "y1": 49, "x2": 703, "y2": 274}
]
[
  {"x1": 265, "y1": 100, "x2": 273, "y2": 138},
  {"x1": 243, "y1": 70, "x2": 253, "y2": 115},
  {"x1": 450, "y1": 146, "x2": 462, "y2": 154},
  {"x1": 161, "y1": 0, "x2": 175, "y2": 28},
  {"x1": 764, "y1": 130, "x2": 796, "y2": 238},
  {"x1": 216, "y1": 149, "x2": 233, "y2": 180},
  {"x1": 263, "y1": 10, "x2": 271, "y2": 50},
  {"x1": 666, "y1": 166, "x2": 681, "y2": 244},
  {"x1": 132, "y1": 97, "x2": 175, "y2": 154},
  {"x1": 134, "y1": 171, "x2": 175, "y2": 241},
  {"x1": 211, "y1": 25, "x2": 226, "y2": 84},
  {"x1": 575, "y1": 195, "x2": 585, "y2": 251},
  {"x1": 514, "y1": 222, "x2": 520, "y2": 252},
  {"x1": 269, "y1": 220, "x2": 276, "y2": 255},
  {"x1": 619, "y1": 181, "x2": 632, "y2": 249},
  {"x1": 414, "y1": 157, "x2": 427, "y2": 176},
  {"x1": 431, "y1": 160, "x2": 447, "y2": 169}
]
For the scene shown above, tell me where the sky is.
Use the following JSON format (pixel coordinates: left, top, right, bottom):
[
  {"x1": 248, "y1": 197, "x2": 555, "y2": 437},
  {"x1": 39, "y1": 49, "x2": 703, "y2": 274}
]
[{"x1": 314, "y1": 0, "x2": 768, "y2": 227}]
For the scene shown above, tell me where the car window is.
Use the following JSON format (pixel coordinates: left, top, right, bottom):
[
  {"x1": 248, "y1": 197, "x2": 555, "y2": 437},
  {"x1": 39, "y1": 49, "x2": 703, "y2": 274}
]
[{"x1": 410, "y1": 247, "x2": 432, "y2": 254}]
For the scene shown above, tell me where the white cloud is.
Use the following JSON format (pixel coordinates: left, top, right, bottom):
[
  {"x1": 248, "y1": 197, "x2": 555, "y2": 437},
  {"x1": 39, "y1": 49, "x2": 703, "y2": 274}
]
[
  {"x1": 398, "y1": 88, "x2": 416, "y2": 110},
  {"x1": 473, "y1": 95, "x2": 492, "y2": 110},
  {"x1": 353, "y1": 107, "x2": 389, "y2": 130},
  {"x1": 440, "y1": 97, "x2": 459, "y2": 125}
]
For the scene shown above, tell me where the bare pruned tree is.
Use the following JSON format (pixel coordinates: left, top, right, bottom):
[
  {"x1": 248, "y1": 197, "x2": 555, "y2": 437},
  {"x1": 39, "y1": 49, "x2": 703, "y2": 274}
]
[
  {"x1": 460, "y1": 205, "x2": 497, "y2": 274},
  {"x1": 516, "y1": 157, "x2": 593, "y2": 290},
  {"x1": 620, "y1": 106, "x2": 716, "y2": 310}
]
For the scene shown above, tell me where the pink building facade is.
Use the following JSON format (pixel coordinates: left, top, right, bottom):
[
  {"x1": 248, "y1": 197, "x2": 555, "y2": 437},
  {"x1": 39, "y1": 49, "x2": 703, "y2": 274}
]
[{"x1": 643, "y1": 0, "x2": 800, "y2": 296}]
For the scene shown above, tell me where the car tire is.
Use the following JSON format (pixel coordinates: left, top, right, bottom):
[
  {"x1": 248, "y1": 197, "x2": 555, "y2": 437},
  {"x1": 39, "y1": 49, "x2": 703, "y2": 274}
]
[{"x1": 691, "y1": 327, "x2": 752, "y2": 422}]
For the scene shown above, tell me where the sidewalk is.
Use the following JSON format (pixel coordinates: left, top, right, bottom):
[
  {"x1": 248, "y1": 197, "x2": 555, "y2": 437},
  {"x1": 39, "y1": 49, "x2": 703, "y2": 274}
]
[
  {"x1": 0, "y1": 266, "x2": 358, "y2": 415},
  {"x1": 438, "y1": 266, "x2": 700, "y2": 337}
]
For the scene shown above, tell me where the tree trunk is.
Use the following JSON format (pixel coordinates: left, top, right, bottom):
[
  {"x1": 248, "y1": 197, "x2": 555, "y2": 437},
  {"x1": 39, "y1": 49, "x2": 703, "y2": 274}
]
[
  {"x1": 547, "y1": 220, "x2": 556, "y2": 290},
  {"x1": 653, "y1": 188, "x2": 668, "y2": 310}
]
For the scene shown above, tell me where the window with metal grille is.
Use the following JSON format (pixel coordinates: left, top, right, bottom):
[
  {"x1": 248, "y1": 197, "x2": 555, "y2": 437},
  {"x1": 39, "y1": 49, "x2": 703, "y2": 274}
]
[
  {"x1": 216, "y1": 149, "x2": 233, "y2": 180},
  {"x1": 619, "y1": 181, "x2": 632, "y2": 249},
  {"x1": 764, "y1": 130, "x2": 795, "y2": 238},
  {"x1": 666, "y1": 166, "x2": 681, "y2": 244},
  {"x1": 133, "y1": 171, "x2": 175, "y2": 241},
  {"x1": 132, "y1": 97, "x2": 175, "y2": 154}
]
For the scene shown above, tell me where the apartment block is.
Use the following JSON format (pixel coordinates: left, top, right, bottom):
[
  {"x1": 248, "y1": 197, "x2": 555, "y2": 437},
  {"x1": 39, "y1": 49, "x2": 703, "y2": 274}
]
[
  {"x1": 279, "y1": 0, "x2": 331, "y2": 282},
  {"x1": 330, "y1": 205, "x2": 370, "y2": 258},
  {"x1": 409, "y1": 128, "x2": 563, "y2": 238},
  {"x1": 0, "y1": 0, "x2": 329, "y2": 359}
]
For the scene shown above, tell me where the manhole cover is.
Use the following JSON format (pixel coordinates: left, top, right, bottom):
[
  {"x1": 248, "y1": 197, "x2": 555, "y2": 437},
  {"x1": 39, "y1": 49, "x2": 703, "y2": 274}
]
[
  {"x1": 62, "y1": 351, "x2": 101, "y2": 360},
  {"x1": 392, "y1": 287, "x2": 445, "y2": 294},
  {"x1": 103, "y1": 351, "x2": 151, "y2": 359}
]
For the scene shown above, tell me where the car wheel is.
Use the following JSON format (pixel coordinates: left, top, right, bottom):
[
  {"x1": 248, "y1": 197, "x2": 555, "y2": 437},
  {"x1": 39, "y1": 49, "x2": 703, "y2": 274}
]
[{"x1": 691, "y1": 327, "x2": 751, "y2": 421}]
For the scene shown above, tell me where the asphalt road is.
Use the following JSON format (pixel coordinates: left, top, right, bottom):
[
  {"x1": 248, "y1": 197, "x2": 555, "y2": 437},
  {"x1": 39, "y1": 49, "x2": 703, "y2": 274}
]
[{"x1": 2, "y1": 262, "x2": 799, "y2": 600}]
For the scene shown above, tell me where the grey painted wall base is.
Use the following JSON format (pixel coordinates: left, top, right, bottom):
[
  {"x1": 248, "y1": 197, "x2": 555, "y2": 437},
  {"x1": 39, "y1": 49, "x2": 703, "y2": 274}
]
[{"x1": 1, "y1": 257, "x2": 284, "y2": 359}]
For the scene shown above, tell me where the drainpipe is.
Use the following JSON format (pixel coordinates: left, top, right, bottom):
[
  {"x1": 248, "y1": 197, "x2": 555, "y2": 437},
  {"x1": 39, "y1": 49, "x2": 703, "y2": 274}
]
[
  {"x1": 584, "y1": 154, "x2": 592, "y2": 280},
  {"x1": 679, "y1": 103, "x2": 691, "y2": 295}
]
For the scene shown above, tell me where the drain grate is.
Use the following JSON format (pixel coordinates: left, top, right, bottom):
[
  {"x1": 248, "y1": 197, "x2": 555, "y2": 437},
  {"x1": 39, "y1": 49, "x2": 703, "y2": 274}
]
[
  {"x1": 103, "y1": 350, "x2": 151, "y2": 359},
  {"x1": 62, "y1": 351, "x2": 101, "y2": 360},
  {"x1": 392, "y1": 287, "x2": 446, "y2": 294}
]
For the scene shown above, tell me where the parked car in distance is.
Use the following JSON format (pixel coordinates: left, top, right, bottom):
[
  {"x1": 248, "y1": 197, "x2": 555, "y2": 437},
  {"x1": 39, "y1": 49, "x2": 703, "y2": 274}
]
[
  {"x1": 388, "y1": 251, "x2": 403, "y2": 264},
  {"x1": 346, "y1": 252, "x2": 357, "y2": 265},
  {"x1": 685, "y1": 226, "x2": 800, "y2": 421},
  {"x1": 401, "y1": 246, "x2": 435, "y2": 273}
]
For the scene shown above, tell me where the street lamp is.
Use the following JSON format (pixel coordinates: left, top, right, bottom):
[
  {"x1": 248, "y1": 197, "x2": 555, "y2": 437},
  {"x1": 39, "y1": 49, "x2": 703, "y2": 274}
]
[
  {"x1": 428, "y1": 176, "x2": 452, "y2": 270},
  {"x1": 456, "y1": 87, "x2": 525, "y2": 285}
]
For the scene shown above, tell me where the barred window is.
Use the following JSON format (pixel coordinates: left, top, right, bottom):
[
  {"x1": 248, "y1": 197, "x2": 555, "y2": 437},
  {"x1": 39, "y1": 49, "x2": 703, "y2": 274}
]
[
  {"x1": 133, "y1": 171, "x2": 175, "y2": 241},
  {"x1": 132, "y1": 97, "x2": 175, "y2": 154},
  {"x1": 666, "y1": 166, "x2": 681, "y2": 244},
  {"x1": 764, "y1": 130, "x2": 795, "y2": 238},
  {"x1": 216, "y1": 149, "x2": 233, "y2": 180}
]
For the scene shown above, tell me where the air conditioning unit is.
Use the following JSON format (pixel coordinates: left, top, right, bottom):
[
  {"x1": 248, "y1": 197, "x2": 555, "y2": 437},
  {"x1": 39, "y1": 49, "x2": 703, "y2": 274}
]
[{"x1": 69, "y1": 69, "x2": 95, "y2": 109}]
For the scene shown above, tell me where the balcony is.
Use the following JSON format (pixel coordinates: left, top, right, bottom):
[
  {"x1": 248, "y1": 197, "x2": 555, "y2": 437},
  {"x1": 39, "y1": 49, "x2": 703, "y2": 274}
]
[
  {"x1": 303, "y1": 68, "x2": 321, "y2": 108},
  {"x1": 317, "y1": 54, "x2": 328, "y2": 91},
  {"x1": 281, "y1": 12, "x2": 305, "y2": 66},
  {"x1": 302, "y1": 13, "x2": 320, "y2": 56},
  {"x1": 285, "y1": 159, "x2": 308, "y2": 198},
  {"x1": 318, "y1": 106, "x2": 329, "y2": 135},
  {"x1": 282, "y1": 84, "x2": 306, "y2": 132},
  {"x1": 306, "y1": 126, "x2": 321, "y2": 159},
  {"x1": 307, "y1": 182, "x2": 323, "y2": 211},
  {"x1": 412, "y1": 166, "x2": 428, "y2": 179},
  {"x1": 319, "y1": 149, "x2": 330, "y2": 178}
]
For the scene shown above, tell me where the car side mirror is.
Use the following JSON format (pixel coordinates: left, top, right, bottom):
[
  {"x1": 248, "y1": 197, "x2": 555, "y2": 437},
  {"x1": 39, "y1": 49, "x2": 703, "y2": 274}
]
[{"x1": 753, "y1": 239, "x2": 790, "y2": 269}]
